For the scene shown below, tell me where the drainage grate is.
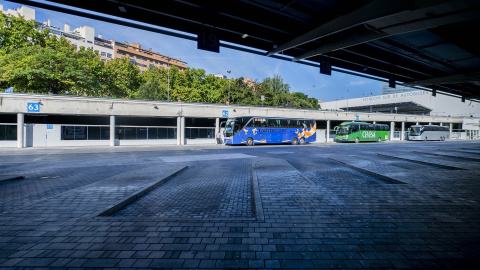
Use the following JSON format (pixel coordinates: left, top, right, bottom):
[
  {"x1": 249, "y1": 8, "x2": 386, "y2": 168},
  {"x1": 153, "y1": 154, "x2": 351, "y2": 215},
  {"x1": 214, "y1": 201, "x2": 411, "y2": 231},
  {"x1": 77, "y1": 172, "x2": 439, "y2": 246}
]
[{"x1": 431, "y1": 213, "x2": 463, "y2": 223}]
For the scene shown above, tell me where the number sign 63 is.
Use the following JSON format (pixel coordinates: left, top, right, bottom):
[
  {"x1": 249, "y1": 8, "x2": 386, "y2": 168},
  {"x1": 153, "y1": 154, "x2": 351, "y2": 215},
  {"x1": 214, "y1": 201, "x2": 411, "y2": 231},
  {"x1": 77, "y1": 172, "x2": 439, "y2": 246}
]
[{"x1": 27, "y1": 102, "x2": 40, "y2": 112}]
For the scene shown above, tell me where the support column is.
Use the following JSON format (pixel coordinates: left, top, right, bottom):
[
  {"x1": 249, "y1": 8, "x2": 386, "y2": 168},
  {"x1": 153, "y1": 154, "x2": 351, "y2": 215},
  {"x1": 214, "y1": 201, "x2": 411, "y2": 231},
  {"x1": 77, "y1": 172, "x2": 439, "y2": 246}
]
[
  {"x1": 215, "y1": 118, "x2": 220, "y2": 138},
  {"x1": 401, "y1": 122, "x2": 405, "y2": 140},
  {"x1": 181, "y1": 117, "x2": 185, "y2": 145},
  {"x1": 390, "y1": 121, "x2": 395, "y2": 141},
  {"x1": 177, "y1": 117, "x2": 181, "y2": 145},
  {"x1": 17, "y1": 113, "x2": 24, "y2": 148},
  {"x1": 326, "y1": 120, "x2": 331, "y2": 143},
  {"x1": 109, "y1": 115, "x2": 115, "y2": 146},
  {"x1": 450, "y1": 123, "x2": 453, "y2": 138}
]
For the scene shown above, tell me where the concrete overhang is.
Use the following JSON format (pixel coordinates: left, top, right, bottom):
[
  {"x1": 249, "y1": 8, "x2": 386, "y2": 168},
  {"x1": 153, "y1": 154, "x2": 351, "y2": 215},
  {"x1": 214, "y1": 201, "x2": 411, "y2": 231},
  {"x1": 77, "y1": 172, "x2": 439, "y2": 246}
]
[{"x1": 0, "y1": 93, "x2": 463, "y2": 124}]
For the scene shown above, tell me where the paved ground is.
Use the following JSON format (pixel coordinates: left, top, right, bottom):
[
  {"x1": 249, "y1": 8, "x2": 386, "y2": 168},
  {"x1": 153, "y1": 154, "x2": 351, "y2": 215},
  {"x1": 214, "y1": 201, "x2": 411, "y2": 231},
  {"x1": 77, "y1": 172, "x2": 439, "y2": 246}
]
[{"x1": 0, "y1": 140, "x2": 479, "y2": 269}]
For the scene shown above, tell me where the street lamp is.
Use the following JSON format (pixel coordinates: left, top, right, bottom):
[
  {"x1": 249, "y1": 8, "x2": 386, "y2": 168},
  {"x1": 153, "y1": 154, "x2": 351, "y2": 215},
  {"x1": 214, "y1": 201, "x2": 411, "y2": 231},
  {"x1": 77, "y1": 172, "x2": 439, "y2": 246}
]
[{"x1": 227, "y1": 70, "x2": 231, "y2": 105}]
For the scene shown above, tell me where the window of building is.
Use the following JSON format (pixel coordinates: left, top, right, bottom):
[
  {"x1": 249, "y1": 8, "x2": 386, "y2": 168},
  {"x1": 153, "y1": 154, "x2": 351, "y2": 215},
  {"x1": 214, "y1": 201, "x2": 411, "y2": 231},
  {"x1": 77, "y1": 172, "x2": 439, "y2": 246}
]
[
  {"x1": 117, "y1": 50, "x2": 127, "y2": 56},
  {"x1": 107, "y1": 53, "x2": 112, "y2": 58},
  {"x1": 61, "y1": 126, "x2": 110, "y2": 140},
  {"x1": 101, "y1": 51, "x2": 106, "y2": 57},
  {"x1": 116, "y1": 126, "x2": 177, "y2": 140},
  {"x1": 0, "y1": 124, "x2": 17, "y2": 140},
  {"x1": 184, "y1": 128, "x2": 215, "y2": 139},
  {"x1": 130, "y1": 59, "x2": 135, "y2": 64}
]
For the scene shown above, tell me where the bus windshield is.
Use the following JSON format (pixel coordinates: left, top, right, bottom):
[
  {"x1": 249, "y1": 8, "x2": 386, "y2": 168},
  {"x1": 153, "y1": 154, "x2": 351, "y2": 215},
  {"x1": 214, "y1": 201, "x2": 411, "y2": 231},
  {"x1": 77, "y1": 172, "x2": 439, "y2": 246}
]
[
  {"x1": 409, "y1": 126, "x2": 422, "y2": 136},
  {"x1": 224, "y1": 119, "x2": 243, "y2": 137},
  {"x1": 336, "y1": 125, "x2": 349, "y2": 135}
]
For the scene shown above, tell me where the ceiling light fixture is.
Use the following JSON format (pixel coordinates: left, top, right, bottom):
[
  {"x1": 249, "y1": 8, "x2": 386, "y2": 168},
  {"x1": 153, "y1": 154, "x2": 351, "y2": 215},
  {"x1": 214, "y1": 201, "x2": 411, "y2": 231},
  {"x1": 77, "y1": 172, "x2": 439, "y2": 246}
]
[
  {"x1": 242, "y1": 34, "x2": 248, "y2": 39},
  {"x1": 118, "y1": 6, "x2": 126, "y2": 13}
]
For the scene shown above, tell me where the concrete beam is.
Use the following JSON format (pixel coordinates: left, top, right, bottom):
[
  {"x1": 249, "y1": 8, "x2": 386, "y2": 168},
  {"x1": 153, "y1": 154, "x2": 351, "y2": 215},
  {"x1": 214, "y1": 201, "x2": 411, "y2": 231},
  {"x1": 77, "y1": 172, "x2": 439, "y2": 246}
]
[{"x1": 0, "y1": 93, "x2": 463, "y2": 125}]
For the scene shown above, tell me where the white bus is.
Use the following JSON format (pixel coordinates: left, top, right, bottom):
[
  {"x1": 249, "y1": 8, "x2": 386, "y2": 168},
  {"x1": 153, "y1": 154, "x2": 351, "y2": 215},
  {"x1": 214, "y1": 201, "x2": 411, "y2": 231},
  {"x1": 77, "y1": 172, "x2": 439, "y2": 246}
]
[{"x1": 407, "y1": 125, "x2": 450, "y2": 141}]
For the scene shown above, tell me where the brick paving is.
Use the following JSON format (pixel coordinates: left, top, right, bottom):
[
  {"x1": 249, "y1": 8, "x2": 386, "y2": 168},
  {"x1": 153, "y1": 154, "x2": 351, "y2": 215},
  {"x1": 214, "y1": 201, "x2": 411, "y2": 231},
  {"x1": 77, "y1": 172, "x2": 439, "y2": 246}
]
[{"x1": 0, "y1": 141, "x2": 479, "y2": 269}]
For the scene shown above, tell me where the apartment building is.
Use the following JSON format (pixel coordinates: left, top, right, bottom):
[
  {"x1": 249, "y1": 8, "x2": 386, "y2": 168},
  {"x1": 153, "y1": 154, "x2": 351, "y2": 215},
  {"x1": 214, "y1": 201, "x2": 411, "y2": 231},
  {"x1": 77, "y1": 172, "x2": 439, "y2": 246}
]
[
  {"x1": 0, "y1": 4, "x2": 35, "y2": 21},
  {"x1": 37, "y1": 21, "x2": 114, "y2": 63},
  {"x1": 2, "y1": 4, "x2": 187, "y2": 71},
  {"x1": 114, "y1": 41, "x2": 187, "y2": 72}
]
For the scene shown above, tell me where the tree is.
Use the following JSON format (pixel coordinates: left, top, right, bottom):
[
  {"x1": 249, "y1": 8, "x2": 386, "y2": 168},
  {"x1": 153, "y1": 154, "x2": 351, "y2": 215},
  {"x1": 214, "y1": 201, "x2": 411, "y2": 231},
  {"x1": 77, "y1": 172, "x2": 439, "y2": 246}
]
[
  {"x1": 100, "y1": 57, "x2": 142, "y2": 98},
  {"x1": 0, "y1": 35, "x2": 103, "y2": 94},
  {"x1": 135, "y1": 78, "x2": 167, "y2": 100},
  {"x1": 0, "y1": 12, "x2": 49, "y2": 54}
]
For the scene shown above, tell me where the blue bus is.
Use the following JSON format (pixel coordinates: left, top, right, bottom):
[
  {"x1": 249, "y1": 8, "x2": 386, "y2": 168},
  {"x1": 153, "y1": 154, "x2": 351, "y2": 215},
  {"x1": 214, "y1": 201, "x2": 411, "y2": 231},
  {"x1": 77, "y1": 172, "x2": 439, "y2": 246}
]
[{"x1": 223, "y1": 116, "x2": 316, "y2": 146}]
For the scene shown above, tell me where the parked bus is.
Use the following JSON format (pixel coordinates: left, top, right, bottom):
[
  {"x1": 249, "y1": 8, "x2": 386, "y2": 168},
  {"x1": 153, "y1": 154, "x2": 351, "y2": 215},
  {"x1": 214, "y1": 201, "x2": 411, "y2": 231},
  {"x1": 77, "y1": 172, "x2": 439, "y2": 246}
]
[
  {"x1": 334, "y1": 122, "x2": 389, "y2": 143},
  {"x1": 407, "y1": 125, "x2": 449, "y2": 141},
  {"x1": 223, "y1": 116, "x2": 316, "y2": 145}
]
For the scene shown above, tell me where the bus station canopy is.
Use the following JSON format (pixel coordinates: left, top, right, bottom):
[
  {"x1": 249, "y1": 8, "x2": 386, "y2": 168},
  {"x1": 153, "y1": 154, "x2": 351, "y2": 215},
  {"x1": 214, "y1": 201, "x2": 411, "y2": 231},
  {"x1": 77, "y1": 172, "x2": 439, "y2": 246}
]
[
  {"x1": 14, "y1": 0, "x2": 480, "y2": 101},
  {"x1": 341, "y1": 102, "x2": 432, "y2": 115}
]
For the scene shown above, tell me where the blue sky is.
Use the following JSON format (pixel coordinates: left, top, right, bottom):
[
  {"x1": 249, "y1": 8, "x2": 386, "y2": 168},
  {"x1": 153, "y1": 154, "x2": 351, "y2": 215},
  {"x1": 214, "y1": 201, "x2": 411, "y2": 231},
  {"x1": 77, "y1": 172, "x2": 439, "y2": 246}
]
[{"x1": 1, "y1": 0, "x2": 383, "y2": 101}]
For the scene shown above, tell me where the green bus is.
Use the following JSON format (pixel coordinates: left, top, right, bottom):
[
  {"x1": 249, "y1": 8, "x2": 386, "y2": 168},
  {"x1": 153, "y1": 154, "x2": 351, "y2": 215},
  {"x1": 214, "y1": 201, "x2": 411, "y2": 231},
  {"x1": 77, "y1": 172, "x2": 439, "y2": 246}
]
[{"x1": 334, "y1": 122, "x2": 389, "y2": 143}]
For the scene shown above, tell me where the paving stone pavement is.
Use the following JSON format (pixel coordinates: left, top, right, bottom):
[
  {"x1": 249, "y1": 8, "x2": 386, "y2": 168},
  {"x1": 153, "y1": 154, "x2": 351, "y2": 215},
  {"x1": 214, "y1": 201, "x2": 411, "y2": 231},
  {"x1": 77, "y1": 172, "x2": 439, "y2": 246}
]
[{"x1": 0, "y1": 141, "x2": 479, "y2": 269}]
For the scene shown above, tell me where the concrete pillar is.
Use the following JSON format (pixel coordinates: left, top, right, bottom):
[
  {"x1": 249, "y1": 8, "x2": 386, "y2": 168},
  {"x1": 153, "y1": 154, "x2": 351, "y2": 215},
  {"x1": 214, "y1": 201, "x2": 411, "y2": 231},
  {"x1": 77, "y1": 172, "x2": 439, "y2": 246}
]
[
  {"x1": 326, "y1": 120, "x2": 330, "y2": 143},
  {"x1": 215, "y1": 118, "x2": 220, "y2": 138},
  {"x1": 109, "y1": 115, "x2": 115, "y2": 146},
  {"x1": 177, "y1": 117, "x2": 181, "y2": 145},
  {"x1": 17, "y1": 113, "x2": 24, "y2": 148},
  {"x1": 390, "y1": 121, "x2": 395, "y2": 141},
  {"x1": 181, "y1": 117, "x2": 185, "y2": 145},
  {"x1": 450, "y1": 122, "x2": 453, "y2": 138},
  {"x1": 416, "y1": 122, "x2": 419, "y2": 125},
  {"x1": 401, "y1": 122, "x2": 405, "y2": 140},
  {"x1": 373, "y1": 121, "x2": 376, "y2": 124}
]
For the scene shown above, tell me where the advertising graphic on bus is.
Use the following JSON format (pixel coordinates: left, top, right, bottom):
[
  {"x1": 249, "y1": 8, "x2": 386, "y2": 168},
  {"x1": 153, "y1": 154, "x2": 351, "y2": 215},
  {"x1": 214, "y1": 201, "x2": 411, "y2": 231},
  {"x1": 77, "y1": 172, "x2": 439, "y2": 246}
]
[
  {"x1": 223, "y1": 117, "x2": 316, "y2": 145},
  {"x1": 334, "y1": 122, "x2": 389, "y2": 143},
  {"x1": 407, "y1": 125, "x2": 450, "y2": 141}
]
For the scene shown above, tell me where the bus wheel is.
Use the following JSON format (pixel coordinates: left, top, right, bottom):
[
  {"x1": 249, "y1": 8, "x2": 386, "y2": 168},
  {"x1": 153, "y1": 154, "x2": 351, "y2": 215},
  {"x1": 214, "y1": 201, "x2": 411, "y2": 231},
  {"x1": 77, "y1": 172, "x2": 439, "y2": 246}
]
[
  {"x1": 292, "y1": 137, "x2": 298, "y2": 145},
  {"x1": 246, "y1": 137, "x2": 254, "y2": 146},
  {"x1": 355, "y1": 137, "x2": 360, "y2": 143},
  {"x1": 377, "y1": 137, "x2": 382, "y2": 143},
  {"x1": 299, "y1": 137, "x2": 306, "y2": 145}
]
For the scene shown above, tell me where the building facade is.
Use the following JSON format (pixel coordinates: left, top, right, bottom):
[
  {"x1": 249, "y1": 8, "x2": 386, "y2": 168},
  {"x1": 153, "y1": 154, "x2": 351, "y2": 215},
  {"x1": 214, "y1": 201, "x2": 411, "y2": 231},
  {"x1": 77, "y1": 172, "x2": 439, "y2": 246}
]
[
  {"x1": 0, "y1": 4, "x2": 34, "y2": 20},
  {"x1": 320, "y1": 90, "x2": 480, "y2": 118},
  {"x1": 382, "y1": 81, "x2": 418, "y2": 95},
  {"x1": 2, "y1": 4, "x2": 187, "y2": 71},
  {"x1": 113, "y1": 42, "x2": 187, "y2": 72}
]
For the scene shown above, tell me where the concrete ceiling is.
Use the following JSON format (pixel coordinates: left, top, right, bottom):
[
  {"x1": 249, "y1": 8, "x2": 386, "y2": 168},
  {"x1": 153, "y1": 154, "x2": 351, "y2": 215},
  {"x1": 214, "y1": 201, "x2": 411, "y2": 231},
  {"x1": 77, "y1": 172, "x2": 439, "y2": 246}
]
[{"x1": 11, "y1": 0, "x2": 480, "y2": 101}]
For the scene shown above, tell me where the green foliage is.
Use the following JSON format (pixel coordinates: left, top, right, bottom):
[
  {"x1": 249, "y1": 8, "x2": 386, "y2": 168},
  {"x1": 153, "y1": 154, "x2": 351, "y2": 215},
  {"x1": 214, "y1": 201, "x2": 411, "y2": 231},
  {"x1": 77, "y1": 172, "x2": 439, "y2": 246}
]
[
  {"x1": 0, "y1": 13, "x2": 49, "y2": 53},
  {"x1": 0, "y1": 36, "x2": 100, "y2": 94},
  {"x1": 0, "y1": 12, "x2": 319, "y2": 109},
  {"x1": 136, "y1": 78, "x2": 167, "y2": 100}
]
